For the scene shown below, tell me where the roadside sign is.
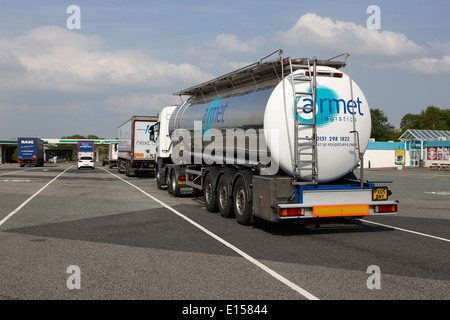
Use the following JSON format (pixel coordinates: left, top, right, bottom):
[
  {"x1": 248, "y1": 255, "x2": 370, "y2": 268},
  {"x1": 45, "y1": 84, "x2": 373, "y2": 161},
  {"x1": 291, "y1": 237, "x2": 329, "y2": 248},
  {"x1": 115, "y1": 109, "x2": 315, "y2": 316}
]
[{"x1": 395, "y1": 149, "x2": 405, "y2": 165}]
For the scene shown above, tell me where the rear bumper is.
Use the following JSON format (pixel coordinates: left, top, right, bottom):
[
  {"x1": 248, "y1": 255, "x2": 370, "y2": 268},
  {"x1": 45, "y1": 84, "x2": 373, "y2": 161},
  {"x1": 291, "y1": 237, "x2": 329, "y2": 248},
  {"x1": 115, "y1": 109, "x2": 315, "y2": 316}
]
[
  {"x1": 277, "y1": 201, "x2": 398, "y2": 220},
  {"x1": 252, "y1": 175, "x2": 398, "y2": 222},
  {"x1": 19, "y1": 159, "x2": 37, "y2": 164},
  {"x1": 131, "y1": 161, "x2": 155, "y2": 171}
]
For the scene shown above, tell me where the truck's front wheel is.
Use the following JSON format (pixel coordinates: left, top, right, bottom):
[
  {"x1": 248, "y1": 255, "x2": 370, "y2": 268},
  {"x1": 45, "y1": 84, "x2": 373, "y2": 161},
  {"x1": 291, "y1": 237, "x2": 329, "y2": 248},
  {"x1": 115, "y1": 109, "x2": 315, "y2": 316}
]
[
  {"x1": 233, "y1": 177, "x2": 251, "y2": 225},
  {"x1": 156, "y1": 166, "x2": 163, "y2": 189}
]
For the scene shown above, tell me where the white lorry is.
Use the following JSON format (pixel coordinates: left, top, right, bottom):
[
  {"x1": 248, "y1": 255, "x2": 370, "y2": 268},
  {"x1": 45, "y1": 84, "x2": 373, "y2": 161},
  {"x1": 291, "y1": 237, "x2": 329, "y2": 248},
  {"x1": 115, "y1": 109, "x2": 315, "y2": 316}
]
[
  {"x1": 108, "y1": 142, "x2": 119, "y2": 169},
  {"x1": 118, "y1": 115, "x2": 158, "y2": 176},
  {"x1": 150, "y1": 51, "x2": 398, "y2": 225}
]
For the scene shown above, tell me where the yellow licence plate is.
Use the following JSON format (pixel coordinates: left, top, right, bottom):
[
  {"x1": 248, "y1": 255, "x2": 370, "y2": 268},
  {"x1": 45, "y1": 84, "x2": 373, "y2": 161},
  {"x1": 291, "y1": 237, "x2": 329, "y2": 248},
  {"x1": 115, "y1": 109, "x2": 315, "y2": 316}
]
[
  {"x1": 372, "y1": 187, "x2": 388, "y2": 201},
  {"x1": 178, "y1": 180, "x2": 186, "y2": 184}
]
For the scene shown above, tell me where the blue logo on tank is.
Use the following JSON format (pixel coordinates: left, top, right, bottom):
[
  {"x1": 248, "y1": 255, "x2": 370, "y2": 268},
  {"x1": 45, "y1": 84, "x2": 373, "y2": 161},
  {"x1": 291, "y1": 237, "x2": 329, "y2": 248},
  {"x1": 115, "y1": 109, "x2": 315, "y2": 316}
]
[
  {"x1": 202, "y1": 97, "x2": 228, "y2": 136},
  {"x1": 295, "y1": 86, "x2": 364, "y2": 127}
]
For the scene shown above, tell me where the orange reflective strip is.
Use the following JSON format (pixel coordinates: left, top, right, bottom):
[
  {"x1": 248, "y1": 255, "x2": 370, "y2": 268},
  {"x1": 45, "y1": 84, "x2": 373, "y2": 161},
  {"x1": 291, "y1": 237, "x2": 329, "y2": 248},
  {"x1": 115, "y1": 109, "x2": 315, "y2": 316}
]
[{"x1": 313, "y1": 205, "x2": 369, "y2": 217}]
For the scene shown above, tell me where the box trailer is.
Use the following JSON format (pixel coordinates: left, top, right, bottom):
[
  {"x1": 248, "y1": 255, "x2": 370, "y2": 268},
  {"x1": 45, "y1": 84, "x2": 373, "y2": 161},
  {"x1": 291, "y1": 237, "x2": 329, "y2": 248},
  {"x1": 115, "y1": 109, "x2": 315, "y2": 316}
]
[
  {"x1": 18, "y1": 137, "x2": 44, "y2": 167},
  {"x1": 108, "y1": 143, "x2": 119, "y2": 168},
  {"x1": 118, "y1": 116, "x2": 158, "y2": 176}
]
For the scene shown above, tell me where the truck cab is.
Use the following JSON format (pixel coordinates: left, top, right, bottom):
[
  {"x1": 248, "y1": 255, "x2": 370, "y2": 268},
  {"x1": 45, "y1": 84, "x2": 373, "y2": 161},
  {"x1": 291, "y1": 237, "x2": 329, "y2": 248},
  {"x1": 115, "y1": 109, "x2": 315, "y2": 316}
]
[{"x1": 150, "y1": 105, "x2": 192, "y2": 193}]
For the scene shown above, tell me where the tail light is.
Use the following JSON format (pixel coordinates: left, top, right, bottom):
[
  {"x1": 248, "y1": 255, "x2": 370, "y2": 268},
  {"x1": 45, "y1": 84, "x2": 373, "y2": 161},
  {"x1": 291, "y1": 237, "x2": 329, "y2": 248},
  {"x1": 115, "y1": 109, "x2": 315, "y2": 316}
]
[
  {"x1": 279, "y1": 208, "x2": 304, "y2": 217},
  {"x1": 374, "y1": 204, "x2": 397, "y2": 213}
]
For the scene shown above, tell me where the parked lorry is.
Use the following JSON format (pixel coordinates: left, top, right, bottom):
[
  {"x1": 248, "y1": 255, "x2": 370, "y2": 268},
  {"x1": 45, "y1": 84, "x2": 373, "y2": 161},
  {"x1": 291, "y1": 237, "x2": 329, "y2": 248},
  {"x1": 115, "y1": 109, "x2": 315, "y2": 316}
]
[
  {"x1": 108, "y1": 143, "x2": 119, "y2": 168},
  {"x1": 78, "y1": 141, "x2": 95, "y2": 159},
  {"x1": 118, "y1": 116, "x2": 158, "y2": 176},
  {"x1": 17, "y1": 137, "x2": 44, "y2": 167},
  {"x1": 151, "y1": 51, "x2": 398, "y2": 225}
]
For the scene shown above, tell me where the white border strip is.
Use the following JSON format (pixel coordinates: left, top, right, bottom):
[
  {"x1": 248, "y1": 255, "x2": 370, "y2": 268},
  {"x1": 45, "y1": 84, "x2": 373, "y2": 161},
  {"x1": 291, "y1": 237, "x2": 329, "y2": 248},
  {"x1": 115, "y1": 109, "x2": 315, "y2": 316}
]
[
  {"x1": 103, "y1": 169, "x2": 319, "y2": 300},
  {"x1": 0, "y1": 166, "x2": 72, "y2": 227},
  {"x1": 361, "y1": 219, "x2": 450, "y2": 242}
]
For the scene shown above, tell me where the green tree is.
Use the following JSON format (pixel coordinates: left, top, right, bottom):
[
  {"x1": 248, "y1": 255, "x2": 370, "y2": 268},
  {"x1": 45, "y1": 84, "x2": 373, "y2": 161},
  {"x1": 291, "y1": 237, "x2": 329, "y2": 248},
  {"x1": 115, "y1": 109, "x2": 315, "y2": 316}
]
[
  {"x1": 400, "y1": 113, "x2": 421, "y2": 132},
  {"x1": 399, "y1": 105, "x2": 450, "y2": 133},
  {"x1": 61, "y1": 134, "x2": 86, "y2": 140},
  {"x1": 443, "y1": 109, "x2": 450, "y2": 128},
  {"x1": 370, "y1": 109, "x2": 398, "y2": 141},
  {"x1": 60, "y1": 134, "x2": 101, "y2": 140},
  {"x1": 419, "y1": 106, "x2": 447, "y2": 130}
]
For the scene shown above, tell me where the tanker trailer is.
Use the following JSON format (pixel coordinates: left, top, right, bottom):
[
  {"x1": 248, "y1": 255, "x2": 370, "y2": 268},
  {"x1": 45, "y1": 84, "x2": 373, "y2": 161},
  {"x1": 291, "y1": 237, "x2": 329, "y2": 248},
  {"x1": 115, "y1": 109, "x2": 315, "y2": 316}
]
[{"x1": 153, "y1": 51, "x2": 398, "y2": 225}]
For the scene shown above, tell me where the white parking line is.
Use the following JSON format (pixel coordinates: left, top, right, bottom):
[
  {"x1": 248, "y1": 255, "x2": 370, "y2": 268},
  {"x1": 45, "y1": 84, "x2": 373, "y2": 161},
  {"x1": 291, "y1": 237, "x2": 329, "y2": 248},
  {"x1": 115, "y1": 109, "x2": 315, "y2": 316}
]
[
  {"x1": 361, "y1": 219, "x2": 450, "y2": 243},
  {"x1": 0, "y1": 166, "x2": 72, "y2": 227},
  {"x1": 0, "y1": 168, "x2": 34, "y2": 177},
  {"x1": 103, "y1": 168, "x2": 319, "y2": 300},
  {"x1": 424, "y1": 191, "x2": 450, "y2": 196}
]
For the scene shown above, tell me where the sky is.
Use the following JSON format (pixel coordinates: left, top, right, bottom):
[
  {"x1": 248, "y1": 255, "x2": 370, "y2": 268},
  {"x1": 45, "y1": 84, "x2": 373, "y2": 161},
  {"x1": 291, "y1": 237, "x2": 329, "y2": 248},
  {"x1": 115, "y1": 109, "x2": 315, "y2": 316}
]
[{"x1": 0, "y1": 0, "x2": 449, "y2": 139}]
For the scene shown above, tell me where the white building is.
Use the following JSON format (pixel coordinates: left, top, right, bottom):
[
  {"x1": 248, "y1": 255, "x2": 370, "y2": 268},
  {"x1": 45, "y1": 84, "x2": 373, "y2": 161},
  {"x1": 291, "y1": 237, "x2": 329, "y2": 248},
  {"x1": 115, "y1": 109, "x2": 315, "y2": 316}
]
[{"x1": 363, "y1": 130, "x2": 450, "y2": 169}]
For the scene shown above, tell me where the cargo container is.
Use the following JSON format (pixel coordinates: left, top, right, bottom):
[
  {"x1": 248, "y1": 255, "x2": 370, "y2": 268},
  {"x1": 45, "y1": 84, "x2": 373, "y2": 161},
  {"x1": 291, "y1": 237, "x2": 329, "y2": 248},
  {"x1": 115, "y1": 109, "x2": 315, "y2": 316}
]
[
  {"x1": 78, "y1": 141, "x2": 95, "y2": 159},
  {"x1": 108, "y1": 143, "x2": 119, "y2": 168},
  {"x1": 18, "y1": 137, "x2": 44, "y2": 167},
  {"x1": 118, "y1": 116, "x2": 157, "y2": 176}
]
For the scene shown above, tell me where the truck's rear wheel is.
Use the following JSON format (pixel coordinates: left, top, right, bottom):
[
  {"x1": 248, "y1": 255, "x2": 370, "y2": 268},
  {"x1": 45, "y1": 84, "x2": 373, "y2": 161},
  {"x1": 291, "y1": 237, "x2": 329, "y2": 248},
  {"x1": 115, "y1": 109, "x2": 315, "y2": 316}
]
[
  {"x1": 125, "y1": 161, "x2": 131, "y2": 177},
  {"x1": 167, "y1": 169, "x2": 173, "y2": 194},
  {"x1": 204, "y1": 173, "x2": 218, "y2": 212},
  {"x1": 171, "y1": 170, "x2": 180, "y2": 197},
  {"x1": 218, "y1": 175, "x2": 234, "y2": 218},
  {"x1": 233, "y1": 177, "x2": 251, "y2": 225}
]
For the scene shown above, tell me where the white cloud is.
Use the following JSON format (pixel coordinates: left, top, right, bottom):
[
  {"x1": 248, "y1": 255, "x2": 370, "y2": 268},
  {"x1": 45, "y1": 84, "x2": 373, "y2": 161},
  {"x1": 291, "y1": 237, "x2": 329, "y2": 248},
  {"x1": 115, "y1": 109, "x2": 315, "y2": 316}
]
[
  {"x1": 0, "y1": 26, "x2": 215, "y2": 138},
  {"x1": 379, "y1": 55, "x2": 450, "y2": 75},
  {"x1": 185, "y1": 33, "x2": 266, "y2": 72},
  {"x1": 276, "y1": 13, "x2": 450, "y2": 75},
  {"x1": 184, "y1": 13, "x2": 450, "y2": 76},
  {"x1": 0, "y1": 26, "x2": 213, "y2": 91},
  {"x1": 104, "y1": 92, "x2": 180, "y2": 115},
  {"x1": 214, "y1": 34, "x2": 265, "y2": 54},
  {"x1": 277, "y1": 13, "x2": 425, "y2": 58}
]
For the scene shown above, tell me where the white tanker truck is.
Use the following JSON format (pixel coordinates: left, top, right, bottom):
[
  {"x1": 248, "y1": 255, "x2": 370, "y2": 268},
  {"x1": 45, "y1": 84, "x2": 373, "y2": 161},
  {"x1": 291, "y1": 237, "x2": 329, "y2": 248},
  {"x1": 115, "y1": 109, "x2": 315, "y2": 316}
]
[{"x1": 150, "y1": 51, "x2": 398, "y2": 225}]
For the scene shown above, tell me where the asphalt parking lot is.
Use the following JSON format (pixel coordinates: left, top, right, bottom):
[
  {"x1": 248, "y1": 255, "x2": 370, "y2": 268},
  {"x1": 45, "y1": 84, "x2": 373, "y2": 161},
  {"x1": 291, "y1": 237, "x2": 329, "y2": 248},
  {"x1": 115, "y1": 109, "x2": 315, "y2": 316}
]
[{"x1": 0, "y1": 164, "x2": 448, "y2": 305}]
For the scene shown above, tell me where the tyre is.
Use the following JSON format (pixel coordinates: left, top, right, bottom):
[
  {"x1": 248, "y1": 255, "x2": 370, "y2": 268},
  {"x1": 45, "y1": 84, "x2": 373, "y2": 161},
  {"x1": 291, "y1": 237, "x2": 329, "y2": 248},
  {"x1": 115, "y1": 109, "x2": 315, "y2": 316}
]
[
  {"x1": 233, "y1": 177, "x2": 252, "y2": 225},
  {"x1": 156, "y1": 166, "x2": 163, "y2": 189},
  {"x1": 171, "y1": 170, "x2": 180, "y2": 197},
  {"x1": 204, "y1": 173, "x2": 218, "y2": 212},
  {"x1": 217, "y1": 175, "x2": 234, "y2": 218},
  {"x1": 125, "y1": 161, "x2": 130, "y2": 177},
  {"x1": 166, "y1": 169, "x2": 173, "y2": 194}
]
